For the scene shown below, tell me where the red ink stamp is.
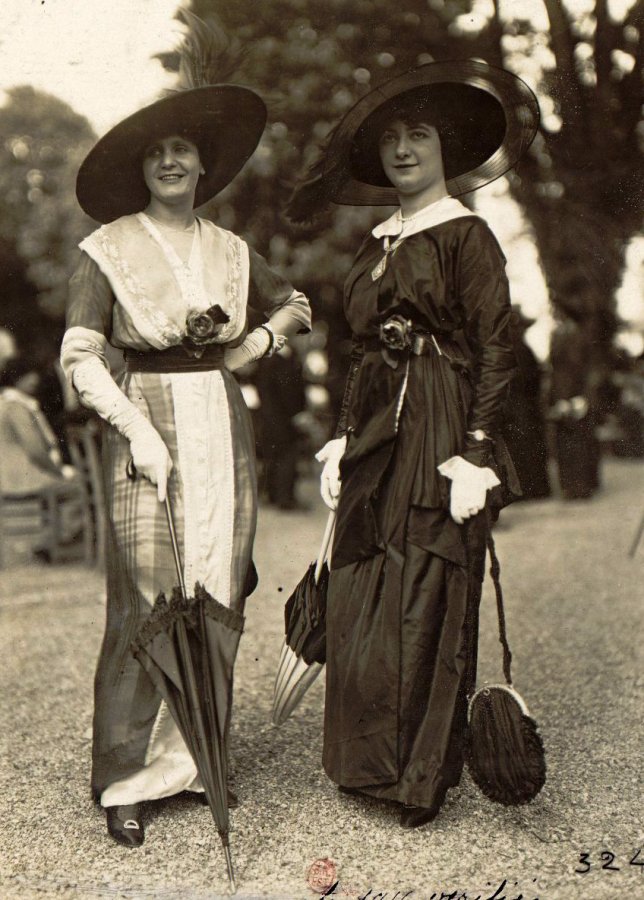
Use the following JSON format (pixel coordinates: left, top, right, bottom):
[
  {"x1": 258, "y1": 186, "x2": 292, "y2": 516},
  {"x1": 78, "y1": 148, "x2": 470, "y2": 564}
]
[{"x1": 307, "y1": 857, "x2": 338, "y2": 894}]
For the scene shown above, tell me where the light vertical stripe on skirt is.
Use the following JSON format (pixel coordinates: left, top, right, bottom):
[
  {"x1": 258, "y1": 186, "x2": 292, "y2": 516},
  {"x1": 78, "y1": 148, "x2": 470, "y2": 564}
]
[
  {"x1": 170, "y1": 370, "x2": 235, "y2": 605},
  {"x1": 97, "y1": 367, "x2": 257, "y2": 805}
]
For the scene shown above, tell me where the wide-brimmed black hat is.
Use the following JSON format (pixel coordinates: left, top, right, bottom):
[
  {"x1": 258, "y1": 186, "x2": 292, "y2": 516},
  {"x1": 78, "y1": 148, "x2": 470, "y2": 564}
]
[
  {"x1": 76, "y1": 86, "x2": 266, "y2": 223},
  {"x1": 76, "y1": 12, "x2": 267, "y2": 223},
  {"x1": 287, "y1": 59, "x2": 539, "y2": 221}
]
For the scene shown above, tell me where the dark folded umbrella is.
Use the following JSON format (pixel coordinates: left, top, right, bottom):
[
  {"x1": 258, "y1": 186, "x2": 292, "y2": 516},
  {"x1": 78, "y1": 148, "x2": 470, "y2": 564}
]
[
  {"x1": 131, "y1": 489, "x2": 242, "y2": 892},
  {"x1": 284, "y1": 558, "x2": 329, "y2": 665},
  {"x1": 272, "y1": 510, "x2": 335, "y2": 726},
  {"x1": 466, "y1": 521, "x2": 546, "y2": 806}
]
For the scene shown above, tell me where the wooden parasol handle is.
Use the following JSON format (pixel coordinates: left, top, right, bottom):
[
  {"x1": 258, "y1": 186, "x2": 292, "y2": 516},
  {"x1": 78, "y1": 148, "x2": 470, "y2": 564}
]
[
  {"x1": 163, "y1": 496, "x2": 188, "y2": 601},
  {"x1": 127, "y1": 456, "x2": 187, "y2": 600}
]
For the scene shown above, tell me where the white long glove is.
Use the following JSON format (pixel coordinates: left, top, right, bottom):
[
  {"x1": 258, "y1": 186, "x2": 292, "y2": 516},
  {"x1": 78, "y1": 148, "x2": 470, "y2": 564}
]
[
  {"x1": 224, "y1": 326, "x2": 286, "y2": 372},
  {"x1": 438, "y1": 456, "x2": 500, "y2": 525},
  {"x1": 72, "y1": 357, "x2": 172, "y2": 502},
  {"x1": 315, "y1": 436, "x2": 347, "y2": 510}
]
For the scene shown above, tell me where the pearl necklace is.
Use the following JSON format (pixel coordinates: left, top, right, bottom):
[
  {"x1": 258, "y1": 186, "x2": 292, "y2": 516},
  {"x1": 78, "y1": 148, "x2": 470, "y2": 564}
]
[{"x1": 400, "y1": 208, "x2": 426, "y2": 226}]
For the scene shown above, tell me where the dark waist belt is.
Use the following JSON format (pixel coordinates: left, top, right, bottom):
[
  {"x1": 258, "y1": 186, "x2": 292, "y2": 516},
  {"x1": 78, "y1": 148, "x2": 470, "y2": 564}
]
[
  {"x1": 125, "y1": 343, "x2": 226, "y2": 373},
  {"x1": 363, "y1": 332, "x2": 445, "y2": 357}
]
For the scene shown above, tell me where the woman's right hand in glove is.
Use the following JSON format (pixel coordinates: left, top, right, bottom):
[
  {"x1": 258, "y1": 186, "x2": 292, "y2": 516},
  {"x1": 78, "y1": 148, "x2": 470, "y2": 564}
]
[
  {"x1": 315, "y1": 436, "x2": 347, "y2": 510},
  {"x1": 129, "y1": 424, "x2": 173, "y2": 503},
  {"x1": 68, "y1": 355, "x2": 172, "y2": 502}
]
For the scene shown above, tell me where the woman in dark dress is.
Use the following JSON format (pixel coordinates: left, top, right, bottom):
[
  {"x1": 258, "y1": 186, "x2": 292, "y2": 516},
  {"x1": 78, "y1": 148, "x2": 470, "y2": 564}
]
[{"x1": 288, "y1": 61, "x2": 538, "y2": 828}]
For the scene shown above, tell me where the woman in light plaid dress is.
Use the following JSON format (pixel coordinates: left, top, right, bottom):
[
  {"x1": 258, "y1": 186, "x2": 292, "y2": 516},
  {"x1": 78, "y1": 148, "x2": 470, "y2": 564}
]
[{"x1": 60, "y1": 21, "x2": 310, "y2": 847}]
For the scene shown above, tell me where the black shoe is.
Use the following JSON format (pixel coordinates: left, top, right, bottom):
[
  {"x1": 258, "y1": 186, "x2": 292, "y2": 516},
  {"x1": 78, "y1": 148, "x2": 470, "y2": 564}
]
[
  {"x1": 338, "y1": 785, "x2": 361, "y2": 796},
  {"x1": 400, "y1": 803, "x2": 442, "y2": 829},
  {"x1": 106, "y1": 804, "x2": 144, "y2": 847}
]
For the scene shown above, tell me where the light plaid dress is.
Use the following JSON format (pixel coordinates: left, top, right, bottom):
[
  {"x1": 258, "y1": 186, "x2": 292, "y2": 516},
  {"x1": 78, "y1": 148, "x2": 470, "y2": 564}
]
[{"x1": 61, "y1": 215, "x2": 310, "y2": 802}]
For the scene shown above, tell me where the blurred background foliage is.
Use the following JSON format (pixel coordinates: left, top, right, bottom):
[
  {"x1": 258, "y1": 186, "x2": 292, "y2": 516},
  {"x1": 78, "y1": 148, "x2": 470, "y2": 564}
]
[
  {"x1": 0, "y1": 87, "x2": 95, "y2": 356},
  {"x1": 0, "y1": 0, "x2": 641, "y2": 372}
]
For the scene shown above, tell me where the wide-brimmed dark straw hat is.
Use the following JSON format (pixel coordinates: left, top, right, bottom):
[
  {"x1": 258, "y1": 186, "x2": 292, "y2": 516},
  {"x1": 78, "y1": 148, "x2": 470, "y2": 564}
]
[
  {"x1": 287, "y1": 59, "x2": 539, "y2": 221},
  {"x1": 76, "y1": 12, "x2": 267, "y2": 223}
]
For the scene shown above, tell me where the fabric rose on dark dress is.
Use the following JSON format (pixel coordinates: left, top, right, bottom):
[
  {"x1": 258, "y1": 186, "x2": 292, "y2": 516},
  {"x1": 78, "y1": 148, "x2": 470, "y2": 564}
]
[
  {"x1": 185, "y1": 304, "x2": 230, "y2": 346},
  {"x1": 380, "y1": 315, "x2": 413, "y2": 351}
]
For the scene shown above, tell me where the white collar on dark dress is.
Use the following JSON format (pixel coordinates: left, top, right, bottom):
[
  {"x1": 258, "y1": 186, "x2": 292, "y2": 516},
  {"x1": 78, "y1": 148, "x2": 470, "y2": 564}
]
[{"x1": 372, "y1": 196, "x2": 475, "y2": 241}]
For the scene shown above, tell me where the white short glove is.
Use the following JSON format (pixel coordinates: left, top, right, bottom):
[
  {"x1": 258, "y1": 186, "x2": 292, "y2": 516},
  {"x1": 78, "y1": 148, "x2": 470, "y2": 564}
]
[
  {"x1": 72, "y1": 357, "x2": 172, "y2": 502},
  {"x1": 315, "y1": 436, "x2": 347, "y2": 510},
  {"x1": 224, "y1": 326, "x2": 286, "y2": 372},
  {"x1": 438, "y1": 455, "x2": 500, "y2": 525}
]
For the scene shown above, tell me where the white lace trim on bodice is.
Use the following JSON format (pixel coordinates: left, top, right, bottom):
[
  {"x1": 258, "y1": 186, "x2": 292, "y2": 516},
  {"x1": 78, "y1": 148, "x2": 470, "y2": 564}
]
[{"x1": 80, "y1": 215, "x2": 250, "y2": 350}]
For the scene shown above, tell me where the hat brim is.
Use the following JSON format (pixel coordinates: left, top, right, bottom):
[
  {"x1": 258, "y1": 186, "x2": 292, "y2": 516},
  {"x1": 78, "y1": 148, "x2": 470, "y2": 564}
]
[
  {"x1": 76, "y1": 85, "x2": 267, "y2": 223},
  {"x1": 325, "y1": 60, "x2": 539, "y2": 205}
]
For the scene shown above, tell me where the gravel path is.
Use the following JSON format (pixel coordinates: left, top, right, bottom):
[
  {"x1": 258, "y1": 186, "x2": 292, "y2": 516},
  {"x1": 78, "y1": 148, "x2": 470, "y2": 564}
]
[{"x1": 1, "y1": 459, "x2": 642, "y2": 900}]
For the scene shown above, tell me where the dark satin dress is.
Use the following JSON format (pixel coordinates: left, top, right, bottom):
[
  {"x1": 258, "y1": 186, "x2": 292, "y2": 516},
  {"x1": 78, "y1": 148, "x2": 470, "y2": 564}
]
[{"x1": 323, "y1": 216, "x2": 519, "y2": 809}]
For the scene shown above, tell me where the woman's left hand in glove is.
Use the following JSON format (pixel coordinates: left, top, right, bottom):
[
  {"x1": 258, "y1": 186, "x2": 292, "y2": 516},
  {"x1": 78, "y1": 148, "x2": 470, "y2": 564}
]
[
  {"x1": 316, "y1": 435, "x2": 347, "y2": 510},
  {"x1": 224, "y1": 325, "x2": 286, "y2": 372},
  {"x1": 437, "y1": 456, "x2": 500, "y2": 524}
]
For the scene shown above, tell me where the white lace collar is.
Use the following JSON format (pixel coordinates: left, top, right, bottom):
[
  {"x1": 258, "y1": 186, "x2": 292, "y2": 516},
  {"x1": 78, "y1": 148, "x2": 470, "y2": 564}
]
[{"x1": 372, "y1": 196, "x2": 474, "y2": 241}]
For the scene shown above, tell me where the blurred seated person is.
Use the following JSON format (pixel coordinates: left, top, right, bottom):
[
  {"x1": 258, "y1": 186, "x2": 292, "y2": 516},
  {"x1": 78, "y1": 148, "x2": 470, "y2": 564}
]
[
  {"x1": 0, "y1": 358, "x2": 83, "y2": 547},
  {"x1": 255, "y1": 344, "x2": 308, "y2": 510},
  {"x1": 502, "y1": 305, "x2": 550, "y2": 500}
]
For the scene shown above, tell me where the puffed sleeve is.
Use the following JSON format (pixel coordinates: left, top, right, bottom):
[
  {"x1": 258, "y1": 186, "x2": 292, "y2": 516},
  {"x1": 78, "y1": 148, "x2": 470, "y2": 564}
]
[
  {"x1": 247, "y1": 248, "x2": 311, "y2": 334},
  {"x1": 60, "y1": 252, "x2": 114, "y2": 382},
  {"x1": 457, "y1": 220, "x2": 517, "y2": 466}
]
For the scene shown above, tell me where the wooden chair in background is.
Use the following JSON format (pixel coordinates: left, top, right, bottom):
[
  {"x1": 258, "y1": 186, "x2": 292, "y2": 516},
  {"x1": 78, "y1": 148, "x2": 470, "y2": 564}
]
[
  {"x1": 0, "y1": 481, "x2": 90, "y2": 569},
  {"x1": 65, "y1": 417, "x2": 106, "y2": 569}
]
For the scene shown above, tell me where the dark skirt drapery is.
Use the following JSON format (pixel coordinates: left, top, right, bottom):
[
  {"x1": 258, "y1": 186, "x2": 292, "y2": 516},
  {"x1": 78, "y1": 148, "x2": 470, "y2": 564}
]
[{"x1": 323, "y1": 348, "x2": 489, "y2": 808}]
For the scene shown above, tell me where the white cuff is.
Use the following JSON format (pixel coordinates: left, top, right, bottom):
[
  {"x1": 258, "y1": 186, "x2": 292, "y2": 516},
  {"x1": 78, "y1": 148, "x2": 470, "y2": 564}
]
[{"x1": 224, "y1": 327, "x2": 272, "y2": 372}]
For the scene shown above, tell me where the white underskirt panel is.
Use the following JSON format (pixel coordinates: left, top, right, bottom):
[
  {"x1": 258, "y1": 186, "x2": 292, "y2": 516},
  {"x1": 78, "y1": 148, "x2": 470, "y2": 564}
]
[
  {"x1": 101, "y1": 370, "x2": 236, "y2": 807},
  {"x1": 101, "y1": 704, "x2": 203, "y2": 806},
  {"x1": 170, "y1": 370, "x2": 236, "y2": 605}
]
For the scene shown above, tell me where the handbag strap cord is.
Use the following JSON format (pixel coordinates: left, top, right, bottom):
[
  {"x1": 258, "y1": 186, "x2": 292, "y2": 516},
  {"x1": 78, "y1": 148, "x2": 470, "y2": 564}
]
[{"x1": 485, "y1": 510, "x2": 513, "y2": 686}]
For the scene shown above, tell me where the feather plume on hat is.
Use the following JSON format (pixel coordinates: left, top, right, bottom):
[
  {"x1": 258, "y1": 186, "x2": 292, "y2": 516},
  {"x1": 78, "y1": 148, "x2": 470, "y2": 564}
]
[
  {"x1": 170, "y1": 9, "x2": 244, "y2": 90},
  {"x1": 285, "y1": 125, "x2": 346, "y2": 225}
]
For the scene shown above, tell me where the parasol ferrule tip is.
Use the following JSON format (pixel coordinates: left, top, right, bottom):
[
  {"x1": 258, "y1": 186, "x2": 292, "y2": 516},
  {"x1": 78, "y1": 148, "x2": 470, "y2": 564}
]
[{"x1": 223, "y1": 842, "x2": 236, "y2": 893}]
